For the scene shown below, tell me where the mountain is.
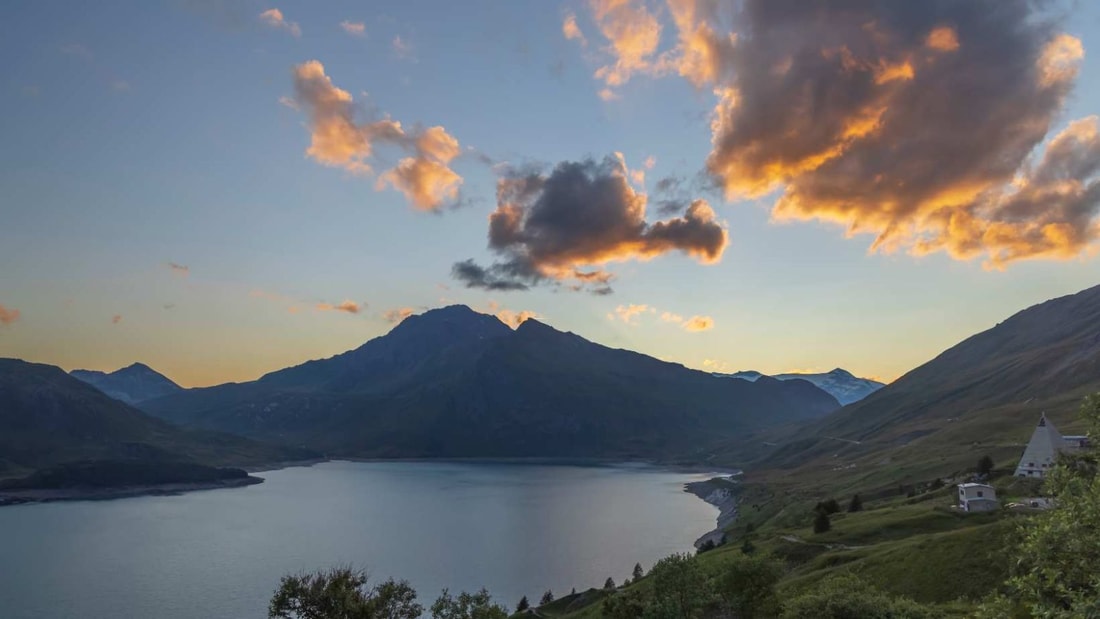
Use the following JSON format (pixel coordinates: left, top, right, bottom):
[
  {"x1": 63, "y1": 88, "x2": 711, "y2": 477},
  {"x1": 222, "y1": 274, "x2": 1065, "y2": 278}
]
[
  {"x1": 749, "y1": 283, "x2": 1100, "y2": 488},
  {"x1": 718, "y1": 368, "x2": 884, "y2": 405},
  {"x1": 70, "y1": 362, "x2": 182, "y2": 404},
  {"x1": 140, "y1": 306, "x2": 842, "y2": 460},
  {"x1": 0, "y1": 358, "x2": 314, "y2": 480}
]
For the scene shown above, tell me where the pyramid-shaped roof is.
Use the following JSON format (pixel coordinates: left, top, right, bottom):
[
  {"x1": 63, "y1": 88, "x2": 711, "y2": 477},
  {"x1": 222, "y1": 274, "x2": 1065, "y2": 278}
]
[{"x1": 1015, "y1": 414, "x2": 1065, "y2": 477}]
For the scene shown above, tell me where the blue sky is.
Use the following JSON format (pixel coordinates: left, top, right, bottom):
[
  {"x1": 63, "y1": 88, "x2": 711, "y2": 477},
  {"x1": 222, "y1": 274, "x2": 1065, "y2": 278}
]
[{"x1": 1, "y1": 0, "x2": 1099, "y2": 387}]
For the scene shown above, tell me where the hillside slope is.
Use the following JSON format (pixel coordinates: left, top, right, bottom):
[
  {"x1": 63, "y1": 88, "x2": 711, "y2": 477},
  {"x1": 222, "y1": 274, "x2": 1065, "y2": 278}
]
[
  {"x1": 141, "y1": 306, "x2": 841, "y2": 459},
  {"x1": 751, "y1": 283, "x2": 1100, "y2": 490}
]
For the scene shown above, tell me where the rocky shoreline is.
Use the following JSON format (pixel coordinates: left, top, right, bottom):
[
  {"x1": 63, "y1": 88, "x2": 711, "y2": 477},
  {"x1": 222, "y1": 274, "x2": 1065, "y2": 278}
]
[
  {"x1": 685, "y1": 476, "x2": 741, "y2": 549},
  {"x1": 0, "y1": 475, "x2": 264, "y2": 507}
]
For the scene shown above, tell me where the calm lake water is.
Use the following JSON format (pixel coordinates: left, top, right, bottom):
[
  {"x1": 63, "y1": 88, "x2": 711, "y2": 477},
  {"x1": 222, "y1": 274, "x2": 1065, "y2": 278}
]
[{"x1": 0, "y1": 461, "x2": 719, "y2": 619}]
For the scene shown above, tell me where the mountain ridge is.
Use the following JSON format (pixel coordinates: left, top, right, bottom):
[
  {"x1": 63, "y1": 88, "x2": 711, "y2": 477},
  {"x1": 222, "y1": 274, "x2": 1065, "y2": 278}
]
[
  {"x1": 71, "y1": 362, "x2": 183, "y2": 405},
  {"x1": 717, "y1": 368, "x2": 885, "y2": 405},
  {"x1": 140, "y1": 305, "x2": 842, "y2": 459}
]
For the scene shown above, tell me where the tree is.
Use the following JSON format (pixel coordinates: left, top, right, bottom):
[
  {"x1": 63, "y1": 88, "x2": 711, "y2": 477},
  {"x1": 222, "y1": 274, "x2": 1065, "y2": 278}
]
[
  {"x1": 815, "y1": 498, "x2": 840, "y2": 515},
  {"x1": 540, "y1": 590, "x2": 554, "y2": 605},
  {"x1": 848, "y1": 494, "x2": 863, "y2": 513},
  {"x1": 515, "y1": 596, "x2": 529, "y2": 613},
  {"x1": 602, "y1": 589, "x2": 648, "y2": 619},
  {"x1": 977, "y1": 454, "x2": 995, "y2": 477},
  {"x1": 782, "y1": 573, "x2": 934, "y2": 618},
  {"x1": 430, "y1": 589, "x2": 508, "y2": 619},
  {"x1": 696, "y1": 539, "x2": 716, "y2": 554},
  {"x1": 633, "y1": 562, "x2": 645, "y2": 581},
  {"x1": 268, "y1": 567, "x2": 422, "y2": 619},
  {"x1": 813, "y1": 510, "x2": 831, "y2": 534},
  {"x1": 647, "y1": 553, "x2": 708, "y2": 619},
  {"x1": 718, "y1": 555, "x2": 783, "y2": 619},
  {"x1": 978, "y1": 393, "x2": 1100, "y2": 618},
  {"x1": 604, "y1": 577, "x2": 616, "y2": 590},
  {"x1": 740, "y1": 538, "x2": 756, "y2": 555}
]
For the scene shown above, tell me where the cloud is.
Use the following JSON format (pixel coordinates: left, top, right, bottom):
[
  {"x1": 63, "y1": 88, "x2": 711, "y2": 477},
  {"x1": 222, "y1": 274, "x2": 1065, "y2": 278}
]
[
  {"x1": 451, "y1": 155, "x2": 728, "y2": 293},
  {"x1": 661, "y1": 0, "x2": 1100, "y2": 268},
  {"x1": 682, "y1": 315, "x2": 714, "y2": 332},
  {"x1": 587, "y1": 0, "x2": 664, "y2": 97},
  {"x1": 659, "y1": 310, "x2": 683, "y2": 323},
  {"x1": 288, "y1": 60, "x2": 463, "y2": 210},
  {"x1": 382, "y1": 307, "x2": 415, "y2": 323},
  {"x1": 317, "y1": 300, "x2": 362, "y2": 314},
  {"x1": 0, "y1": 304, "x2": 19, "y2": 326},
  {"x1": 111, "y1": 314, "x2": 122, "y2": 324},
  {"x1": 60, "y1": 43, "x2": 92, "y2": 59},
  {"x1": 563, "y1": 12, "x2": 587, "y2": 46},
  {"x1": 259, "y1": 8, "x2": 300, "y2": 37},
  {"x1": 484, "y1": 301, "x2": 539, "y2": 328},
  {"x1": 340, "y1": 20, "x2": 366, "y2": 37},
  {"x1": 392, "y1": 35, "x2": 415, "y2": 60},
  {"x1": 167, "y1": 262, "x2": 190, "y2": 276},
  {"x1": 609, "y1": 303, "x2": 651, "y2": 324}
]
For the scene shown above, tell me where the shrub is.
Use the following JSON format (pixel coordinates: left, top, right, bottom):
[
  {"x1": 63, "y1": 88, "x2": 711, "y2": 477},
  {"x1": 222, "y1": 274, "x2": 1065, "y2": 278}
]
[
  {"x1": 848, "y1": 494, "x2": 863, "y2": 513},
  {"x1": 268, "y1": 567, "x2": 422, "y2": 619},
  {"x1": 782, "y1": 574, "x2": 935, "y2": 619}
]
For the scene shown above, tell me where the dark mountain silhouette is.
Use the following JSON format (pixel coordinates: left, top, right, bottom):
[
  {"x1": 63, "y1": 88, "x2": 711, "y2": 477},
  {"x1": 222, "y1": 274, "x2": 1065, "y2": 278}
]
[
  {"x1": 71, "y1": 362, "x2": 182, "y2": 404},
  {"x1": 0, "y1": 359, "x2": 314, "y2": 480},
  {"x1": 749, "y1": 283, "x2": 1100, "y2": 481},
  {"x1": 141, "y1": 306, "x2": 841, "y2": 460}
]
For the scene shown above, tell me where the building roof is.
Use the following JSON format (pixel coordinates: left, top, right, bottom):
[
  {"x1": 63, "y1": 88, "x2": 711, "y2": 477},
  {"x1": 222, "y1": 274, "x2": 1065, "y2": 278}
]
[{"x1": 958, "y1": 483, "x2": 994, "y2": 489}]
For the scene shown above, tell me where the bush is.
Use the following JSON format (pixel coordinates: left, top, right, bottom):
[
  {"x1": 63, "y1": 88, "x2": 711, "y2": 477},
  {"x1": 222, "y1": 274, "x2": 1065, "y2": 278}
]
[
  {"x1": 601, "y1": 589, "x2": 648, "y2": 619},
  {"x1": 430, "y1": 589, "x2": 508, "y2": 619},
  {"x1": 648, "y1": 553, "x2": 709, "y2": 619},
  {"x1": 268, "y1": 567, "x2": 422, "y2": 619},
  {"x1": 718, "y1": 555, "x2": 782, "y2": 619},
  {"x1": 782, "y1": 574, "x2": 935, "y2": 619}
]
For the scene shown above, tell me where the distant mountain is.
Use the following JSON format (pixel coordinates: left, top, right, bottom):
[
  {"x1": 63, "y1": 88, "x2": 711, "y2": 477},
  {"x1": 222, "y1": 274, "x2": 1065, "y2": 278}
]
[
  {"x1": 71, "y1": 363, "x2": 182, "y2": 404},
  {"x1": 750, "y1": 283, "x2": 1100, "y2": 484},
  {"x1": 0, "y1": 359, "x2": 313, "y2": 480},
  {"x1": 141, "y1": 306, "x2": 842, "y2": 460},
  {"x1": 718, "y1": 368, "x2": 884, "y2": 405}
]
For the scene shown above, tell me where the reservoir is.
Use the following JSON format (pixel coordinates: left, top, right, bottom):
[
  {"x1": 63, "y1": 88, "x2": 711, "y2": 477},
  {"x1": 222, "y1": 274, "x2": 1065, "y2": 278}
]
[{"x1": 0, "y1": 460, "x2": 719, "y2": 618}]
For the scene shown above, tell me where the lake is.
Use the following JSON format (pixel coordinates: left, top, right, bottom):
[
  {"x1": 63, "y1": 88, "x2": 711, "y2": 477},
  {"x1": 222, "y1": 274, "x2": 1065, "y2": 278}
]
[{"x1": 0, "y1": 461, "x2": 720, "y2": 618}]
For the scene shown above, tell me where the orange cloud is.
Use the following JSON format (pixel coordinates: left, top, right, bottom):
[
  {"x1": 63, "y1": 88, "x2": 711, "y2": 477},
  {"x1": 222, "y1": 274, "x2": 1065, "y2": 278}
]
[
  {"x1": 289, "y1": 60, "x2": 463, "y2": 211},
  {"x1": 659, "y1": 311, "x2": 683, "y2": 324},
  {"x1": 317, "y1": 300, "x2": 362, "y2": 314},
  {"x1": 584, "y1": 0, "x2": 664, "y2": 97},
  {"x1": 682, "y1": 315, "x2": 714, "y2": 332},
  {"x1": 382, "y1": 307, "x2": 415, "y2": 323},
  {"x1": 657, "y1": 0, "x2": 1100, "y2": 268},
  {"x1": 610, "y1": 303, "x2": 651, "y2": 324},
  {"x1": 925, "y1": 26, "x2": 960, "y2": 52},
  {"x1": 340, "y1": 20, "x2": 366, "y2": 37},
  {"x1": 259, "y1": 8, "x2": 300, "y2": 37},
  {"x1": 563, "y1": 12, "x2": 587, "y2": 46},
  {"x1": 452, "y1": 155, "x2": 727, "y2": 293},
  {"x1": 111, "y1": 314, "x2": 122, "y2": 324},
  {"x1": 0, "y1": 304, "x2": 19, "y2": 326},
  {"x1": 496, "y1": 309, "x2": 538, "y2": 329}
]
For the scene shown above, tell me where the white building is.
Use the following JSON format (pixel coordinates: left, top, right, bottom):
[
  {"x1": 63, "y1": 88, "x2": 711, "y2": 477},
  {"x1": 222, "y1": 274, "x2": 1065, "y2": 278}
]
[
  {"x1": 958, "y1": 483, "x2": 998, "y2": 512},
  {"x1": 1014, "y1": 414, "x2": 1087, "y2": 478}
]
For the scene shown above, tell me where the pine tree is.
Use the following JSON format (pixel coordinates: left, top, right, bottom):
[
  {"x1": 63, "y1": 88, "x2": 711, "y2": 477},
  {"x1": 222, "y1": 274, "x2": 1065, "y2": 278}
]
[
  {"x1": 516, "y1": 595, "x2": 529, "y2": 612},
  {"x1": 632, "y1": 562, "x2": 644, "y2": 581},
  {"x1": 848, "y1": 494, "x2": 863, "y2": 512},
  {"x1": 604, "y1": 577, "x2": 616, "y2": 590},
  {"x1": 813, "y1": 510, "x2": 831, "y2": 534},
  {"x1": 977, "y1": 454, "x2": 995, "y2": 477},
  {"x1": 540, "y1": 590, "x2": 554, "y2": 605}
]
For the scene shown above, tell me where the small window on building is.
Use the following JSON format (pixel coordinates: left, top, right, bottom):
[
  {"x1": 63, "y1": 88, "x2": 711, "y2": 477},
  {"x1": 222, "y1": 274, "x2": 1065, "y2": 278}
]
[{"x1": 977, "y1": 491, "x2": 983, "y2": 497}]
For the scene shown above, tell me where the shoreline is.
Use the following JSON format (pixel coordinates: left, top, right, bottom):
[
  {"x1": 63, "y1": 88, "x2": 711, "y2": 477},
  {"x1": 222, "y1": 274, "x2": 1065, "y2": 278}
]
[
  {"x1": 0, "y1": 475, "x2": 264, "y2": 507},
  {"x1": 684, "y1": 476, "x2": 741, "y2": 549}
]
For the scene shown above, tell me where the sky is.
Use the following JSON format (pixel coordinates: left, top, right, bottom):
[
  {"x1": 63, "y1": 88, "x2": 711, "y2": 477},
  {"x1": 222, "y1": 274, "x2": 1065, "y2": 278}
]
[{"x1": 1, "y1": 0, "x2": 1100, "y2": 388}]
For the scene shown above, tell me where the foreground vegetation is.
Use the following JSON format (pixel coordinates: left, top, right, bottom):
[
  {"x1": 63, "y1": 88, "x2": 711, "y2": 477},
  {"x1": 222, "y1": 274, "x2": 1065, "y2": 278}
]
[{"x1": 268, "y1": 393, "x2": 1100, "y2": 618}]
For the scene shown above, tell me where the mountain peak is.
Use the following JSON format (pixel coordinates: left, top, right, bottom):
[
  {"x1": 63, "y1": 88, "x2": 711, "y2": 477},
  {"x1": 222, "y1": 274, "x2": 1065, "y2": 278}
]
[{"x1": 70, "y1": 362, "x2": 182, "y2": 405}]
